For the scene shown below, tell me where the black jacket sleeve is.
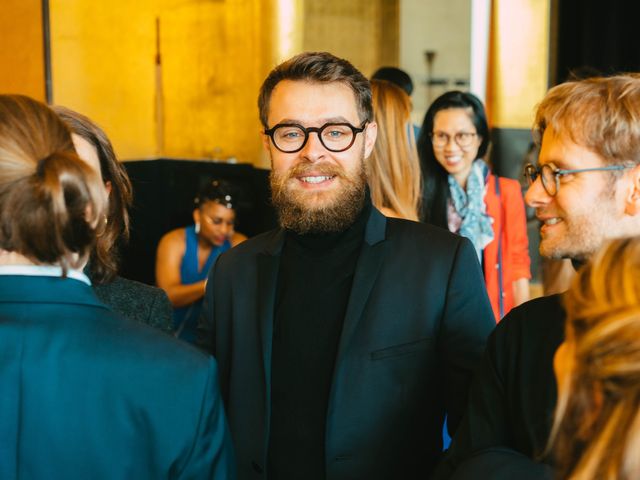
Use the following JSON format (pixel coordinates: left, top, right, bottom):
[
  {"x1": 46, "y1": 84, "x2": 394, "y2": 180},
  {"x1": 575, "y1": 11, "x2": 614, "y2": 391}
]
[
  {"x1": 439, "y1": 236, "x2": 496, "y2": 435},
  {"x1": 432, "y1": 295, "x2": 565, "y2": 480}
]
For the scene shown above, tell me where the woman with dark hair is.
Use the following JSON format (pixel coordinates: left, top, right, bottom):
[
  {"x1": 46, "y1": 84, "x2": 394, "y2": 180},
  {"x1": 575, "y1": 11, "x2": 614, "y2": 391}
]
[
  {"x1": 54, "y1": 106, "x2": 173, "y2": 333},
  {"x1": 417, "y1": 90, "x2": 530, "y2": 319},
  {"x1": 156, "y1": 179, "x2": 246, "y2": 342},
  {"x1": 0, "y1": 94, "x2": 234, "y2": 477}
]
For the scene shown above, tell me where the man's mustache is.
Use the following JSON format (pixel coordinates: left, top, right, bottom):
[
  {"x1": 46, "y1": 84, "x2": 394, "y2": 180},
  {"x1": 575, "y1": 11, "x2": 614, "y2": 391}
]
[{"x1": 284, "y1": 162, "x2": 345, "y2": 179}]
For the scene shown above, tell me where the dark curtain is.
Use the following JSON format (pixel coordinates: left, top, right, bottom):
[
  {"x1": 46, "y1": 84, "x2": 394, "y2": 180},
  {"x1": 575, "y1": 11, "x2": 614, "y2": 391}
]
[
  {"x1": 556, "y1": 0, "x2": 640, "y2": 83},
  {"x1": 120, "y1": 160, "x2": 276, "y2": 285}
]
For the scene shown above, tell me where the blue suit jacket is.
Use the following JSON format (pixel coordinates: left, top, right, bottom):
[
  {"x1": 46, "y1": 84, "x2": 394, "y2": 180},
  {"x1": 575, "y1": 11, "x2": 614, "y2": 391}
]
[
  {"x1": 0, "y1": 274, "x2": 235, "y2": 479},
  {"x1": 199, "y1": 208, "x2": 495, "y2": 479}
]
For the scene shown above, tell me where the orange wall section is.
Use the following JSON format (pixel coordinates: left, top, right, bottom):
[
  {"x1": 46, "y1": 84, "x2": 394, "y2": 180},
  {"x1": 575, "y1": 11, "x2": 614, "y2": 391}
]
[
  {"x1": 486, "y1": 0, "x2": 550, "y2": 129},
  {"x1": 0, "y1": 0, "x2": 46, "y2": 101},
  {"x1": 50, "y1": 0, "x2": 275, "y2": 165}
]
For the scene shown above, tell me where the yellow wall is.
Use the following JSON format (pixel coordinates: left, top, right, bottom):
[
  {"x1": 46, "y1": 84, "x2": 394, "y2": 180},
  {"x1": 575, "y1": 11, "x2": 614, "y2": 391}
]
[
  {"x1": 0, "y1": 0, "x2": 46, "y2": 101},
  {"x1": 50, "y1": 0, "x2": 275, "y2": 165},
  {"x1": 49, "y1": 0, "x2": 395, "y2": 166},
  {"x1": 487, "y1": 0, "x2": 550, "y2": 128},
  {"x1": 303, "y1": 1, "x2": 398, "y2": 77}
]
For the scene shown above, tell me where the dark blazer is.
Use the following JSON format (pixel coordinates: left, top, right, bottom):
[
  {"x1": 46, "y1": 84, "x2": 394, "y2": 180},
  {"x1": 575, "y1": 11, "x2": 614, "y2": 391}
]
[
  {"x1": 0, "y1": 274, "x2": 235, "y2": 480},
  {"x1": 432, "y1": 295, "x2": 565, "y2": 480},
  {"x1": 199, "y1": 207, "x2": 495, "y2": 480},
  {"x1": 93, "y1": 274, "x2": 173, "y2": 334}
]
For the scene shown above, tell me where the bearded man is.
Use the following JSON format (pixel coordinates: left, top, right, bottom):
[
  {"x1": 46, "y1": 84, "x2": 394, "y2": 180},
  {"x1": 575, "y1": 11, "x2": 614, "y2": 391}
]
[{"x1": 198, "y1": 51, "x2": 494, "y2": 480}]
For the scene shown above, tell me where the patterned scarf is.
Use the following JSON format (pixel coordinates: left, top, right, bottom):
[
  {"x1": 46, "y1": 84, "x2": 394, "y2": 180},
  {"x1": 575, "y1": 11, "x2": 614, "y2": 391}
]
[{"x1": 448, "y1": 159, "x2": 494, "y2": 262}]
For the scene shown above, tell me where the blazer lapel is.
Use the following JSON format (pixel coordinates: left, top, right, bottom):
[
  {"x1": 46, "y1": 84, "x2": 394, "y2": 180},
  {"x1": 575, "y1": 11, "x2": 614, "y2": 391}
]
[
  {"x1": 335, "y1": 208, "x2": 389, "y2": 362},
  {"x1": 256, "y1": 229, "x2": 285, "y2": 402}
]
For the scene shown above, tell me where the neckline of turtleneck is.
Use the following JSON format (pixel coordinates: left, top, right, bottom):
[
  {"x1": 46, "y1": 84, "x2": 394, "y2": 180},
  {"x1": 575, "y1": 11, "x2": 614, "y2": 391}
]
[{"x1": 285, "y1": 192, "x2": 372, "y2": 252}]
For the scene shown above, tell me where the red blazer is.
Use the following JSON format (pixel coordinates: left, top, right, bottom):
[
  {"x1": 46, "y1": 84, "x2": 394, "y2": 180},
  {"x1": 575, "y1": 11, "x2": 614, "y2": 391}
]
[{"x1": 483, "y1": 175, "x2": 531, "y2": 320}]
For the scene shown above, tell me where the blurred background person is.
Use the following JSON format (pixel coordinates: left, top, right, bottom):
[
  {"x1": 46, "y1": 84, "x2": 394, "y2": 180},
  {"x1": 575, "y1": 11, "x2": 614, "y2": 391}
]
[
  {"x1": 156, "y1": 179, "x2": 246, "y2": 343},
  {"x1": 417, "y1": 90, "x2": 530, "y2": 320},
  {"x1": 54, "y1": 106, "x2": 173, "y2": 333},
  {"x1": 0, "y1": 94, "x2": 234, "y2": 478},
  {"x1": 549, "y1": 236, "x2": 640, "y2": 480},
  {"x1": 372, "y1": 66, "x2": 420, "y2": 140},
  {"x1": 368, "y1": 79, "x2": 422, "y2": 220},
  {"x1": 372, "y1": 66, "x2": 414, "y2": 97}
]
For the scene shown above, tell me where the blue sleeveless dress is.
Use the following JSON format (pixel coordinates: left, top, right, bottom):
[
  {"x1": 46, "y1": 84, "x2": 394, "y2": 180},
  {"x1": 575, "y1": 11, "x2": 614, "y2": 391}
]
[{"x1": 173, "y1": 225, "x2": 231, "y2": 343}]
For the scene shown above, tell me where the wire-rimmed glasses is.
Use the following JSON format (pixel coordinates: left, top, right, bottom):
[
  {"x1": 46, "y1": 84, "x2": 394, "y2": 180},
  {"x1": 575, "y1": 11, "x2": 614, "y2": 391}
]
[{"x1": 523, "y1": 162, "x2": 631, "y2": 196}]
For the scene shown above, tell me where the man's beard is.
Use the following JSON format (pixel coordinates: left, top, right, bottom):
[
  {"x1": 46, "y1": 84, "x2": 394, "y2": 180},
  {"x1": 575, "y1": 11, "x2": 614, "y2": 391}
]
[
  {"x1": 270, "y1": 157, "x2": 367, "y2": 235},
  {"x1": 540, "y1": 187, "x2": 619, "y2": 262}
]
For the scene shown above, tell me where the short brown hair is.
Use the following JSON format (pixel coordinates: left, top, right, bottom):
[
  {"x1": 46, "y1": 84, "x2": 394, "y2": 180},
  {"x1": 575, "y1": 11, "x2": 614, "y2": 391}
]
[
  {"x1": 534, "y1": 74, "x2": 640, "y2": 166},
  {"x1": 0, "y1": 95, "x2": 106, "y2": 272},
  {"x1": 257, "y1": 51, "x2": 373, "y2": 128},
  {"x1": 54, "y1": 106, "x2": 133, "y2": 283}
]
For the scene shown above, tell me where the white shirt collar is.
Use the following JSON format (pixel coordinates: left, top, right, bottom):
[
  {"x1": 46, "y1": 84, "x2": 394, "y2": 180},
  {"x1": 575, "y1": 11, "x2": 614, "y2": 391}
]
[{"x1": 0, "y1": 264, "x2": 92, "y2": 286}]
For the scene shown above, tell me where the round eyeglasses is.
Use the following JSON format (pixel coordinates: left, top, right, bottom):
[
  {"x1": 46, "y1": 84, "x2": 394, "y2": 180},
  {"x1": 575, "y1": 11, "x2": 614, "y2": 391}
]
[
  {"x1": 264, "y1": 121, "x2": 367, "y2": 153},
  {"x1": 430, "y1": 131, "x2": 478, "y2": 149},
  {"x1": 523, "y1": 162, "x2": 631, "y2": 197}
]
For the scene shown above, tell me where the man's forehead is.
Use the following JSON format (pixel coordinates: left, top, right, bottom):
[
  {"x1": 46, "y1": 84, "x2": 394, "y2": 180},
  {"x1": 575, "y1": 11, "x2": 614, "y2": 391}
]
[
  {"x1": 267, "y1": 80, "x2": 360, "y2": 125},
  {"x1": 539, "y1": 128, "x2": 604, "y2": 168}
]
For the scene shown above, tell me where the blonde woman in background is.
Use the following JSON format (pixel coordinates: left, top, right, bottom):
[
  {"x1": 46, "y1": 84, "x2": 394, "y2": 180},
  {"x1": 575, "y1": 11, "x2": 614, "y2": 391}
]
[
  {"x1": 549, "y1": 236, "x2": 640, "y2": 480},
  {"x1": 368, "y1": 79, "x2": 422, "y2": 220}
]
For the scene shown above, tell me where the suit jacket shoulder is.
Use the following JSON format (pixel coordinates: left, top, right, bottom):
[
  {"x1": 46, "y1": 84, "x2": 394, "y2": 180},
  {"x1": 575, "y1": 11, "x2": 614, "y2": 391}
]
[
  {"x1": 384, "y1": 216, "x2": 470, "y2": 252},
  {"x1": 93, "y1": 275, "x2": 173, "y2": 333},
  {"x1": 0, "y1": 275, "x2": 234, "y2": 479}
]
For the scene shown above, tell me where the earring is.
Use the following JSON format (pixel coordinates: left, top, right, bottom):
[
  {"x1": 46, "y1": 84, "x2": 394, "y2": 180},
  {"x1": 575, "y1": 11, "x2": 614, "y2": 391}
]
[
  {"x1": 96, "y1": 214, "x2": 108, "y2": 237},
  {"x1": 195, "y1": 222, "x2": 200, "y2": 234}
]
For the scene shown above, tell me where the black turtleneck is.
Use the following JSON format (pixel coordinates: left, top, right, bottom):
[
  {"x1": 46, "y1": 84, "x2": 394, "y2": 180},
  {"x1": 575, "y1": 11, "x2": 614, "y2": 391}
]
[{"x1": 268, "y1": 199, "x2": 371, "y2": 480}]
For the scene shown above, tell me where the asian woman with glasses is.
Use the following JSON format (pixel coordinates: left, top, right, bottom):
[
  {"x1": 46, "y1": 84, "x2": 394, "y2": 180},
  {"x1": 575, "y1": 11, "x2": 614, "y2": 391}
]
[{"x1": 417, "y1": 90, "x2": 531, "y2": 320}]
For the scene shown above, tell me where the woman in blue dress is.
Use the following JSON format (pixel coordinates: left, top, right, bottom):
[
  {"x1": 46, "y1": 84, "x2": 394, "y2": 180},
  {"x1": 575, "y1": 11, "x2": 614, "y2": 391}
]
[{"x1": 156, "y1": 180, "x2": 246, "y2": 342}]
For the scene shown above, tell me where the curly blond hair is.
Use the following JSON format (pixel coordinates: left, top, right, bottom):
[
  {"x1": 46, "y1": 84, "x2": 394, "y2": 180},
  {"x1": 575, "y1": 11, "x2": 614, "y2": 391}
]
[{"x1": 549, "y1": 237, "x2": 640, "y2": 480}]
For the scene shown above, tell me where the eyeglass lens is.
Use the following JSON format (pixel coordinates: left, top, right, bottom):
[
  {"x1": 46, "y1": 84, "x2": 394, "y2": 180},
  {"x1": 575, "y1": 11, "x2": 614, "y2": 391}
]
[
  {"x1": 272, "y1": 124, "x2": 355, "y2": 152},
  {"x1": 431, "y1": 132, "x2": 476, "y2": 148},
  {"x1": 525, "y1": 164, "x2": 556, "y2": 196}
]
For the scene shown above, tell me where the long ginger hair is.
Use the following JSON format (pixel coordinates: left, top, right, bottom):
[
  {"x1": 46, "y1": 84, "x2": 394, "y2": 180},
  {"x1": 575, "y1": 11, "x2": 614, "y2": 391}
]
[
  {"x1": 549, "y1": 237, "x2": 640, "y2": 480},
  {"x1": 368, "y1": 79, "x2": 421, "y2": 220}
]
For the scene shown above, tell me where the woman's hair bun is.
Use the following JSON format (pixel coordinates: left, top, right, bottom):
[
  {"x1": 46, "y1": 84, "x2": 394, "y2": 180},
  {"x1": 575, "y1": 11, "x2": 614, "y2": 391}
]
[{"x1": 0, "y1": 94, "x2": 107, "y2": 271}]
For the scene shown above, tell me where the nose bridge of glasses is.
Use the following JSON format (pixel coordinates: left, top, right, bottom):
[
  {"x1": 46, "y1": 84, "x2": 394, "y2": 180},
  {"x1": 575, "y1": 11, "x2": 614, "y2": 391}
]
[
  {"x1": 305, "y1": 126, "x2": 325, "y2": 147},
  {"x1": 431, "y1": 132, "x2": 451, "y2": 148},
  {"x1": 524, "y1": 164, "x2": 539, "y2": 183},
  {"x1": 525, "y1": 164, "x2": 556, "y2": 197},
  {"x1": 297, "y1": 126, "x2": 327, "y2": 155},
  {"x1": 440, "y1": 132, "x2": 463, "y2": 148},
  {"x1": 524, "y1": 169, "x2": 553, "y2": 205}
]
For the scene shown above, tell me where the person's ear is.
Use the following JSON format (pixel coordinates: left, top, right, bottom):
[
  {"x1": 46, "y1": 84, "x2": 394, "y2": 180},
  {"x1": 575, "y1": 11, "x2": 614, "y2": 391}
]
[
  {"x1": 261, "y1": 129, "x2": 271, "y2": 152},
  {"x1": 193, "y1": 208, "x2": 200, "y2": 225},
  {"x1": 104, "y1": 180, "x2": 112, "y2": 197},
  {"x1": 363, "y1": 121, "x2": 378, "y2": 159},
  {"x1": 624, "y1": 164, "x2": 640, "y2": 216}
]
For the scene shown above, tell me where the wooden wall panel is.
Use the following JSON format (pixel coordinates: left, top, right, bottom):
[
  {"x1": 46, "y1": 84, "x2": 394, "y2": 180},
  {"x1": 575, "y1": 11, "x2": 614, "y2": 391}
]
[
  {"x1": 303, "y1": 0, "x2": 398, "y2": 77},
  {"x1": 50, "y1": 0, "x2": 274, "y2": 165},
  {"x1": 0, "y1": 0, "x2": 45, "y2": 101}
]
